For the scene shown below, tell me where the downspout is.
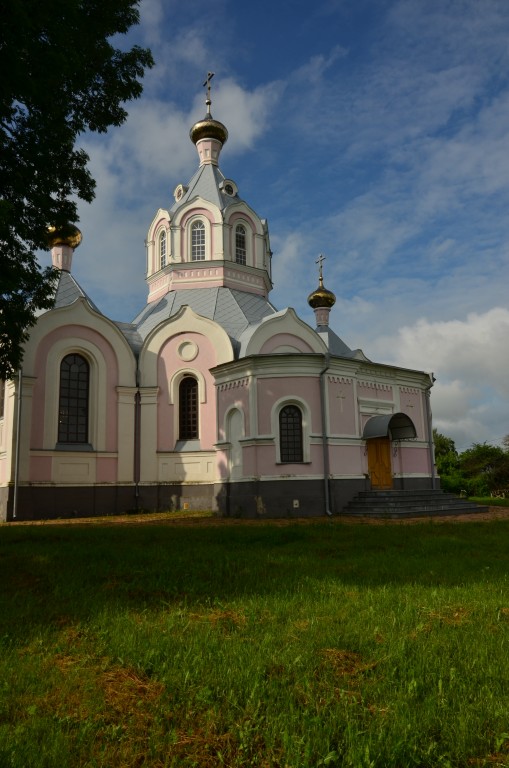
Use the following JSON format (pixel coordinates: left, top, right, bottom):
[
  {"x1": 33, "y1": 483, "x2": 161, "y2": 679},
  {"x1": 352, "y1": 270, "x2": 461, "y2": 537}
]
[
  {"x1": 12, "y1": 368, "x2": 23, "y2": 520},
  {"x1": 134, "y1": 365, "x2": 141, "y2": 511},
  {"x1": 319, "y1": 354, "x2": 332, "y2": 516},
  {"x1": 424, "y1": 373, "x2": 436, "y2": 490}
]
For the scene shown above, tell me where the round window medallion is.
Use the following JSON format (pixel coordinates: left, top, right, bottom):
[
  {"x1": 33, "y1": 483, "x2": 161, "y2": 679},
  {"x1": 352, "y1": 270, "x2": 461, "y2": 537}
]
[{"x1": 178, "y1": 341, "x2": 198, "y2": 361}]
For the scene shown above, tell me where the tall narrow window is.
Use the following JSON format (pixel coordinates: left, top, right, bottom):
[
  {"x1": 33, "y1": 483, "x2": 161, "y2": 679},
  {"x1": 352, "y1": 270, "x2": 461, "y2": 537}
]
[
  {"x1": 235, "y1": 224, "x2": 246, "y2": 265},
  {"x1": 0, "y1": 380, "x2": 5, "y2": 419},
  {"x1": 159, "y1": 230, "x2": 167, "y2": 269},
  {"x1": 58, "y1": 354, "x2": 89, "y2": 443},
  {"x1": 279, "y1": 405, "x2": 303, "y2": 462},
  {"x1": 179, "y1": 376, "x2": 198, "y2": 439},
  {"x1": 191, "y1": 221, "x2": 205, "y2": 261}
]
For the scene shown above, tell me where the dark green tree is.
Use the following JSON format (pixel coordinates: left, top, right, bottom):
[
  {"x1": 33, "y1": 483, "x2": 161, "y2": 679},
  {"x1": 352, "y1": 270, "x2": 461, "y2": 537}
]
[
  {"x1": 433, "y1": 429, "x2": 465, "y2": 493},
  {"x1": 0, "y1": 0, "x2": 153, "y2": 379},
  {"x1": 459, "y1": 443, "x2": 509, "y2": 496}
]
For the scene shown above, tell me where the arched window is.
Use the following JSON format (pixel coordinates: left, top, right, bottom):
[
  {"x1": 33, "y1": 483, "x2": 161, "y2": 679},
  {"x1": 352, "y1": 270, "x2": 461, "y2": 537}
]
[
  {"x1": 235, "y1": 224, "x2": 247, "y2": 265},
  {"x1": 279, "y1": 405, "x2": 303, "y2": 463},
  {"x1": 179, "y1": 376, "x2": 199, "y2": 439},
  {"x1": 58, "y1": 354, "x2": 89, "y2": 443},
  {"x1": 191, "y1": 221, "x2": 206, "y2": 261},
  {"x1": 159, "y1": 230, "x2": 167, "y2": 269}
]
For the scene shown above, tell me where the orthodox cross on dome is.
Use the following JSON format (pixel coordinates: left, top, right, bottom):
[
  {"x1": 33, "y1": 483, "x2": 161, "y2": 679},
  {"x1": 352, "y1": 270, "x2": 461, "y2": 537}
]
[
  {"x1": 316, "y1": 253, "x2": 326, "y2": 285},
  {"x1": 203, "y1": 71, "x2": 215, "y2": 115}
]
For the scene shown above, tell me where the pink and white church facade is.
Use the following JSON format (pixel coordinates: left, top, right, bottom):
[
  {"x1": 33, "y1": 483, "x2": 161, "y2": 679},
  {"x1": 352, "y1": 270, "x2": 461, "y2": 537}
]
[{"x1": 0, "y1": 92, "x2": 436, "y2": 521}]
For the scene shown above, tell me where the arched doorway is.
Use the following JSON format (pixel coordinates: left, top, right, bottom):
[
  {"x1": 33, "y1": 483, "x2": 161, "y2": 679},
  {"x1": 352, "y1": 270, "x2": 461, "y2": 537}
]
[{"x1": 363, "y1": 413, "x2": 417, "y2": 490}]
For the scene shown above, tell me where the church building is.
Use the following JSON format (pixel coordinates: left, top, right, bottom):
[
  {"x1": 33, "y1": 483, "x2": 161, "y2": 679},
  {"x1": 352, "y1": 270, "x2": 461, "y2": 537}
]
[{"x1": 0, "y1": 84, "x2": 436, "y2": 521}]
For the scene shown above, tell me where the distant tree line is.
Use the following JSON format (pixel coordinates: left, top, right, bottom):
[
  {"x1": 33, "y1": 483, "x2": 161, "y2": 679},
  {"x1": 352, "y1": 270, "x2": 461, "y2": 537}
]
[{"x1": 433, "y1": 429, "x2": 509, "y2": 497}]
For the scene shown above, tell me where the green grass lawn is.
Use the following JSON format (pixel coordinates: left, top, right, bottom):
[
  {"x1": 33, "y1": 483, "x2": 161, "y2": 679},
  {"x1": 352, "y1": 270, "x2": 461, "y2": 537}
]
[{"x1": 1, "y1": 518, "x2": 509, "y2": 767}]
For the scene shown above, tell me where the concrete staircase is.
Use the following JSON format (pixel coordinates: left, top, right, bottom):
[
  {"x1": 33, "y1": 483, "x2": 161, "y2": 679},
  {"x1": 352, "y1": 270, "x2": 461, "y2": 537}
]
[{"x1": 341, "y1": 489, "x2": 489, "y2": 519}]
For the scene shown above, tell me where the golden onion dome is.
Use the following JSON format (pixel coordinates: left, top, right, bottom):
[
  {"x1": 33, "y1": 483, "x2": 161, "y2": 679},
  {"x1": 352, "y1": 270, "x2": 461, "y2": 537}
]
[
  {"x1": 307, "y1": 279, "x2": 336, "y2": 309},
  {"x1": 189, "y1": 115, "x2": 228, "y2": 146},
  {"x1": 47, "y1": 223, "x2": 82, "y2": 249}
]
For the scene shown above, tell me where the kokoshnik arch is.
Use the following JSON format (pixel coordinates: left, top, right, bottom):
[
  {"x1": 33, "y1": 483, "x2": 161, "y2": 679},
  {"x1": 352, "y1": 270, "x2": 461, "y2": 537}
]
[{"x1": 0, "y1": 79, "x2": 436, "y2": 521}]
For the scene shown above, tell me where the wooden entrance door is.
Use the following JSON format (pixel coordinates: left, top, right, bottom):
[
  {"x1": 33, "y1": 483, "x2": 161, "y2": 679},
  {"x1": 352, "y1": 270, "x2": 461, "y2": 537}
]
[{"x1": 367, "y1": 438, "x2": 392, "y2": 489}]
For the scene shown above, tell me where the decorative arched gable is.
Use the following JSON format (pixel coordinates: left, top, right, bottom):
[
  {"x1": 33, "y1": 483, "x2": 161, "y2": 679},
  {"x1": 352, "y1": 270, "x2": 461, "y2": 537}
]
[
  {"x1": 242, "y1": 308, "x2": 327, "y2": 357},
  {"x1": 139, "y1": 305, "x2": 234, "y2": 387}
]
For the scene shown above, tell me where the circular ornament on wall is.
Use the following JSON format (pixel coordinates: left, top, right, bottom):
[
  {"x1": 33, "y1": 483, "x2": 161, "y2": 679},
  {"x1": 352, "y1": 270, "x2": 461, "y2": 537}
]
[{"x1": 178, "y1": 341, "x2": 198, "y2": 361}]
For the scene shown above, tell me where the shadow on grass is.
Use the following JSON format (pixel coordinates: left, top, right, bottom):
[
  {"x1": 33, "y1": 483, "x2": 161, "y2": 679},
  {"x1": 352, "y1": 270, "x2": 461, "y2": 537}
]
[{"x1": 1, "y1": 519, "x2": 507, "y2": 642}]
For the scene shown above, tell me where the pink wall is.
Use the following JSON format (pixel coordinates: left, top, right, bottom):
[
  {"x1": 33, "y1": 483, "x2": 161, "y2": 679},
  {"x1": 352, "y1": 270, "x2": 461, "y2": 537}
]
[
  {"x1": 32, "y1": 325, "x2": 119, "y2": 452},
  {"x1": 254, "y1": 443, "x2": 324, "y2": 476},
  {"x1": 399, "y1": 388, "x2": 424, "y2": 437},
  {"x1": 357, "y1": 383, "x2": 393, "y2": 401},
  {"x1": 96, "y1": 457, "x2": 118, "y2": 483},
  {"x1": 256, "y1": 376, "x2": 321, "y2": 434},
  {"x1": 157, "y1": 331, "x2": 218, "y2": 451},
  {"x1": 29, "y1": 456, "x2": 52, "y2": 482},
  {"x1": 328, "y1": 378, "x2": 356, "y2": 435},
  {"x1": 216, "y1": 382, "x2": 250, "y2": 440},
  {"x1": 394, "y1": 446, "x2": 431, "y2": 474},
  {"x1": 328, "y1": 444, "x2": 365, "y2": 475}
]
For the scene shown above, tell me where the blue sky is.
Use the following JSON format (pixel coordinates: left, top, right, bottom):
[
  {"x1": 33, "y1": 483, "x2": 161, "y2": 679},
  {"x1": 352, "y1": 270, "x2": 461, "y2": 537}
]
[{"x1": 42, "y1": 0, "x2": 509, "y2": 452}]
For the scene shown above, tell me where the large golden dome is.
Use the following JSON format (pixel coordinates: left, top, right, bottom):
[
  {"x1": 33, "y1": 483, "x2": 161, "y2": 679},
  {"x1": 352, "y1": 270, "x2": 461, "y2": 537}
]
[{"x1": 47, "y1": 223, "x2": 82, "y2": 249}]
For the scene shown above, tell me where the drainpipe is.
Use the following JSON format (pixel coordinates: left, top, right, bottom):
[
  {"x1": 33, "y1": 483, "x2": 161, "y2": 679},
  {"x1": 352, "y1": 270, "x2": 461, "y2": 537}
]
[
  {"x1": 319, "y1": 354, "x2": 332, "y2": 516},
  {"x1": 424, "y1": 374, "x2": 436, "y2": 490},
  {"x1": 134, "y1": 366, "x2": 141, "y2": 511},
  {"x1": 12, "y1": 368, "x2": 23, "y2": 520}
]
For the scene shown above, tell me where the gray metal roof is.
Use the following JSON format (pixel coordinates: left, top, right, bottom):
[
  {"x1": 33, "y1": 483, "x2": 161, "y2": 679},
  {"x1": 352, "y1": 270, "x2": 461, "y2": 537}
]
[
  {"x1": 170, "y1": 163, "x2": 242, "y2": 214},
  {"x1": 44, "y1": 271, "x2": 143, "y2": 357},
  {"x1": 316, "y1": 325, "x2": 370, "y2": 361},
  {"x1": 133, "y1": 287, "x2": 277, "y2": 354},
  {"x1": 51, "y1": 270, "x2": 101, "y2": 313},
  {"x1": 362, "y1": 413, "x2": 417, "y2": 440},
  {"x1": 113, "y1": 322, "x2": 144, "y2": 356}
]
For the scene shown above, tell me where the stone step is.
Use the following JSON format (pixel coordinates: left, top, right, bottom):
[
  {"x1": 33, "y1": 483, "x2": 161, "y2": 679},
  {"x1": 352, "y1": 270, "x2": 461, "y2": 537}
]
[{"x1": 342, "y1": 489, "x2": 489, "y2": 518}]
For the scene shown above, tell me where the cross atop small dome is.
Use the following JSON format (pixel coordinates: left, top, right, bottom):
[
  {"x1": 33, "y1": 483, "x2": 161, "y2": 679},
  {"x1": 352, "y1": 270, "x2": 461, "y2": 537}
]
[{"x1": 189, "y1": 72, "x2": 228, "y2": 160}]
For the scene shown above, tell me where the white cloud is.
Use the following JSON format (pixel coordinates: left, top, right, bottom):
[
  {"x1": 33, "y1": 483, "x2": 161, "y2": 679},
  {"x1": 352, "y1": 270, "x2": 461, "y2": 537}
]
[{"x1": 368, "y1": 308, "x2": 509, "y2": 450}]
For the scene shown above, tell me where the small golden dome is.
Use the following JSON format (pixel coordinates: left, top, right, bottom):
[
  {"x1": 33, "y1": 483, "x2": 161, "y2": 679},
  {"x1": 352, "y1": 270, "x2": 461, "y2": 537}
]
[
  {"x1": 308, "y1": 277, "x2": 336, "y2": 309},
  {"x1": 47, "y1": 223, "x2": 82, "y2": 249},
  {"x1": 190, "y1": 116, "x2": 228, "y2": 146}
]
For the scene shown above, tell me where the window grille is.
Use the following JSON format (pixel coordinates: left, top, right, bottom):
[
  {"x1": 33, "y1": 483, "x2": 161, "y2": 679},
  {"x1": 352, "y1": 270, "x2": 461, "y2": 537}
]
[
  {"x1": 279, "y1": 405, "x2": 303, "y2": 462},
  {"x1": 179, "y1": 376, "x2": 199, "y2": 439},
  {"x1": 58, "y1": 354, "x2": 89, "y2": 443},
  {"x1": 235, "y1": 224, "x2": 246, "y2": 265}
]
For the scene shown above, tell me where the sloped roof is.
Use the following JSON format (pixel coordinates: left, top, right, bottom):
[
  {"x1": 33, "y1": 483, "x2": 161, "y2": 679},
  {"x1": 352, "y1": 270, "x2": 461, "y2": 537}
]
[
  {"x1": 133, "y1": 287, "x2": 277, "y2": 353},
  {"x1": 113, "y1": 322, "x2": 144, "y2": 356},
  {"x1": 43, "y1": 271, "x2": 143, "y2": 357},
  {"x1": 316, "y1": 325, "x2": 370, "y2": 360},
  {"x1": 170, "y1": 163, "x2": 242, "y2": 214},
  {"x1": 51, "y1": 270, "x2": 101, "y2": 313}
]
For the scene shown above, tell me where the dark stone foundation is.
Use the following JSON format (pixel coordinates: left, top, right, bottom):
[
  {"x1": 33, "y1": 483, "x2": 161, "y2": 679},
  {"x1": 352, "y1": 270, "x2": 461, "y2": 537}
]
[{"x1": 1, "y1": 476, "x2": 437, "y2": 521}]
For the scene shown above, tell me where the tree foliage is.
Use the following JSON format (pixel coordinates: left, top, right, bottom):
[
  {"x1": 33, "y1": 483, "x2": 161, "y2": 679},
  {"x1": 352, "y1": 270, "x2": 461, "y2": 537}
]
[
  {"x1": 434, "y1": 430, "x2": 509, "y2": 496},
  {"x1": 0, "y1": 0, "x2": 153, "y2": 379}
]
